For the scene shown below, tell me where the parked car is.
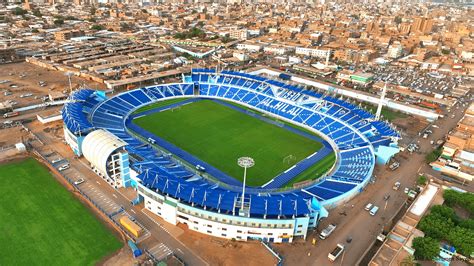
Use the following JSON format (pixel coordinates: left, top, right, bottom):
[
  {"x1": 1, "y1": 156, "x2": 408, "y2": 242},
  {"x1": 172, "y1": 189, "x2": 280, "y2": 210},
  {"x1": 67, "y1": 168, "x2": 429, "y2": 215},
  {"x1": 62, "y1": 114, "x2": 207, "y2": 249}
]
[
  {"x1": 319, "y1": 224, "x2": 337, "y2": 240},
  {"x1": 58, "y1": 164, "x2": 70, "y2": 171},
  {"x1": 377, "y1": 233, "x2": 387, "y2": 242},
  {"x1": 389, "y1": 161, "x2": 400, "y2": 171},
  {"x1": 365, "y1": 203, "x2": 373, "y2": 211},
  {"x1": 74, "y1": 178, "x2": 85, "y2": 185},
  {"x1": 393, "y1": 182, "x2": 401, "y2": 190},
  {"x1": 196, "y1": 165, "x2": 206, "y2": 171},
  {"x1": 370, "y1": 206, "x2": 379, "y2": 216}
]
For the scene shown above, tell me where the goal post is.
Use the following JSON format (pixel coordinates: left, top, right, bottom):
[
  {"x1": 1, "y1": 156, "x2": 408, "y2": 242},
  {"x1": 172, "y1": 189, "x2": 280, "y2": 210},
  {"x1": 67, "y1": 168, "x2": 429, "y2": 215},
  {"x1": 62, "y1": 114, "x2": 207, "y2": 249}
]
[
  {"x1": 246, "y1": 109, "x2": 256, "y2": 116},
  {"x1": 171, "y1": 106, "x2": 181, "y2": 112},
  {"x1": 283, "y1": 154, "x2": 296, "y2": 165},
  {"x1": 275, "y1": 120, "x2": 285, "y2": 127}
]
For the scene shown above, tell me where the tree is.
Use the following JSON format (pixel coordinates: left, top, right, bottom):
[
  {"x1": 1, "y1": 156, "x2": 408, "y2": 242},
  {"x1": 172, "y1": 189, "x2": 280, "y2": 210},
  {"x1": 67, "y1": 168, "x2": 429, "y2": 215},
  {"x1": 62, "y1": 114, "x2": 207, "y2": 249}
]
[
  {"x1": 425, "y1": 147, "x2": 442, "y2": 163},
  {"x1": 13, "y1": 7, "x2": 27, "y2": 16},
  {"x1": 441, "y1": 49, "x2": 450, "y2": 55},
  {"x1": 32, "y1": 9, "x2": 42, "y2": 17},
  {"x1": 221, "y1": 36, "x2": 234, "y2": 43},
  {"x1": 430, "y1": 205, "x2": 458, "y2": 222},
  {"x1": 53, "y1": 19, "x2": 64, "y2": 26},
  {"x1": 443, "y1": 189, "x2": 474, "y2": 215},
  {"x1": 120, "y1": 22, "x2": 133, "y2": 32},
  {"x1": 394, "y1": 16, "x2": 403, "y2": 24},
  {"x1": 417, "y1": 175, "x2": 427, "y2": 186},
  {"x1": 91, "y1": 24, "x2": 104, "y2": 31},
  {"x1": 418, "y1": 202, "x2": 474, "y2": 257},
  {"x1": 412, "y1": 237, "x2": 439, "y2": 260}
]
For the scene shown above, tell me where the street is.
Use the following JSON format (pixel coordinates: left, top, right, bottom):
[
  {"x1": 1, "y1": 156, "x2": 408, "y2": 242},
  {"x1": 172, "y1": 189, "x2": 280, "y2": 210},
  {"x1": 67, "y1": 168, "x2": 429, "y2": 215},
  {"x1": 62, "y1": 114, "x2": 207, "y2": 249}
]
[{"x1": 274, "y1": 100, "x2": 471, "y2": 265}]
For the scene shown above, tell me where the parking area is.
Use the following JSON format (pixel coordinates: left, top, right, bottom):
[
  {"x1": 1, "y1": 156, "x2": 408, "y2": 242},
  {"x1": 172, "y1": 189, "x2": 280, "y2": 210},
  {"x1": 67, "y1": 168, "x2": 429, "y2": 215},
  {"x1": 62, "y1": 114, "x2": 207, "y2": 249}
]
[
  {"x1": 77, "y1": 182, "x2": 123, "y2": 215},
  {"x1": 367, "y1": 65, "x2": 465, "y2": 97},
  {"x1": 147, "y1": 243, "x2": 173, "y2": 262},
  {"x1": 44, "y1": 151, "x2": 123, "y2": 216}
]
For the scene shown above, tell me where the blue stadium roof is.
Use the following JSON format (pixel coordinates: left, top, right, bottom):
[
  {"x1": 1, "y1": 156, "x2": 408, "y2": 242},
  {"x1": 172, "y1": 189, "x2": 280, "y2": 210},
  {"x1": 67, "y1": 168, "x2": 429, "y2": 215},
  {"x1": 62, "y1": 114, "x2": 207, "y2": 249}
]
[{"x1": 64, "y1": 70, "x2": 401, "y2": 218}]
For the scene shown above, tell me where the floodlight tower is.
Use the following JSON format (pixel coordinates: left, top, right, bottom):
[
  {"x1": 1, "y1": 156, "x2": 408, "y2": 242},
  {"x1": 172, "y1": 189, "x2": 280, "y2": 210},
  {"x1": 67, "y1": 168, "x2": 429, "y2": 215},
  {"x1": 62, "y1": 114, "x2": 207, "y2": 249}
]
[
  {"x1": 65, "y1": 72, "x2": 73, "y2": 93},
  {"x1": 238, "y1": 157, "x2": 254, "y2": 211},
  {"x1": 375, "y1": 82, "x2": 388, "y2": 121}
]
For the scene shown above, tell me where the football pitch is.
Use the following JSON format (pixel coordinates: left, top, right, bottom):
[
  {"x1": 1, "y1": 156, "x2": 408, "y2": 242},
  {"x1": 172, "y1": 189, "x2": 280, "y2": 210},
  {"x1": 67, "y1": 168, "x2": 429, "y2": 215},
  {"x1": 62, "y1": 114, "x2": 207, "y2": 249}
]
[
  {"x1": 0, "y1": 158, "x2": 122, "y2": 265},
  {"x1": 134, "y1": 99, "x2": 331, "y2": 187}
]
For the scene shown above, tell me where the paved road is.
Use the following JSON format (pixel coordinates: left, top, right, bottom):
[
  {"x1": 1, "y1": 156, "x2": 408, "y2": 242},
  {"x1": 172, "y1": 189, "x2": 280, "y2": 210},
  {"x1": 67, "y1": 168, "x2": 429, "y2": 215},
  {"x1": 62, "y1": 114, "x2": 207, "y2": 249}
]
[{"x1": 275, "y1": 102, "x2": 470, "y2": 265}]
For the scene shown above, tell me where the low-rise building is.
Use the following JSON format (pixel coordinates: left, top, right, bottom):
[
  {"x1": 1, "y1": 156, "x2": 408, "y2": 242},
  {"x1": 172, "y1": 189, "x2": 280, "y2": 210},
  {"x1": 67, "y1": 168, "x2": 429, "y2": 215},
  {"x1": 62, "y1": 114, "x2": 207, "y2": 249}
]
[
  {"x1": 54, "y1": 30, "x2": 85, "y2": 41},
  {"x1": 295, "y1": 47, "x2": 331, "y2": 59},
  {"x1": 431, "y1": 103, "x2": 474, "y2": 183},
  {"x1": 237, "y1": 42, "x2": 265, "y2": 52}
]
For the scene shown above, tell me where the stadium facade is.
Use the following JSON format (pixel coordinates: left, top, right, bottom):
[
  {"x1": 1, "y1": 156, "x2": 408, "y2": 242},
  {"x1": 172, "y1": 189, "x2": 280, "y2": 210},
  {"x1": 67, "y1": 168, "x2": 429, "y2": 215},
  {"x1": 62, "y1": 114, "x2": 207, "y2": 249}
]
[{"x1": 62, "y1": 69, "x2": 400, "y2": 243}]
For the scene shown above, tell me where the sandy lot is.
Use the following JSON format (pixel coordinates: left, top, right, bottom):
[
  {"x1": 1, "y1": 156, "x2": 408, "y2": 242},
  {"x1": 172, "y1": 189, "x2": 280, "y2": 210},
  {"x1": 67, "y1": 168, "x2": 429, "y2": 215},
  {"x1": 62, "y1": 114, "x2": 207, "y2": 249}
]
[
  {"x1": 0, "y1": 62, "x2": 105, "y2": 109},
  {"x1": 176, "y1": 223, "x2": 277, "y2": 266}
]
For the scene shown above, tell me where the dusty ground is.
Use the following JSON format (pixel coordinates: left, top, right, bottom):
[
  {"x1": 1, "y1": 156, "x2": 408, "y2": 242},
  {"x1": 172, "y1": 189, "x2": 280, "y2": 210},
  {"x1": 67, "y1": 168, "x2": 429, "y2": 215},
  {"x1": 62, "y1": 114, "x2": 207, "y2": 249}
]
[
  {"x1": 101, "y1": 247, "x2": 137, "y2": 266},
  {"x1": 392, "y1": 115, "x2": 430, "y2": 141},
  {"x1": 176, "y1": 223, "x2": 277, "y2": 266},
  {"x1": 0, "y1": 125, "x2": 31, "y2": 162},
  {"x1": 0, "y1": 62, "x2": 105, "y2": 109},
  {"x1": 0, "y1": 125, "x2": 29, "y2": 146}
]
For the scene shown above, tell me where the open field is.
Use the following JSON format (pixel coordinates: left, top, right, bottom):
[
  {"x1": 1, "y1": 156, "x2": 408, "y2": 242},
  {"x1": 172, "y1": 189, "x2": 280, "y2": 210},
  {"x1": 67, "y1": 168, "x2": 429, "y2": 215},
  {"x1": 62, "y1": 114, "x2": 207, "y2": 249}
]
[
  {"x1": 361, "y1": 102, "x2": 408, "y2": 121},
  {"x1": 0, "y1": 62, "x2": 105, "y2": 109},
  {"x1": 0, "y1": 158, "x2": 122, "y2": 265},
  {"x1": 134, "y1": 99, "x2": 325, "y2": 187}
]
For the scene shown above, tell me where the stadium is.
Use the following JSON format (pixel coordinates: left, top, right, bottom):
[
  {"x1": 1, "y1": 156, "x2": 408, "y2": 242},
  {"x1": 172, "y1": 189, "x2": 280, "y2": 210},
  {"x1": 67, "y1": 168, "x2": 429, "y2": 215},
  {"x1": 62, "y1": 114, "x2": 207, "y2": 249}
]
[{"x1": 62, "y1": 69, "x2": 400, "y2": 243}]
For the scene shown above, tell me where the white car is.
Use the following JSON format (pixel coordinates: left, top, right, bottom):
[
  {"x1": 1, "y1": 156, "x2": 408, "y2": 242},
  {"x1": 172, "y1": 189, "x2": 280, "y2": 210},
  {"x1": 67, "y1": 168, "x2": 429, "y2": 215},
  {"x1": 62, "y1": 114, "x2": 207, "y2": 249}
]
[
  {"x1": 195, "y1": 165, "x2": 206, "y2": 172},
  {"x1": 365, "y1": 203, "x2": 373, "y2": 211},
  {"x1": 393, "y1": 182, "x2": 401, "y2": 190},
  {"x1": 74, "y1": 178, "x2": 85, "y2": 185},
  {"x1": 52, "y1": 158, "x2": 62, "y2": 164},
  {"x1": 58, "y1": 164, "x2": 70, "y2": 171}
]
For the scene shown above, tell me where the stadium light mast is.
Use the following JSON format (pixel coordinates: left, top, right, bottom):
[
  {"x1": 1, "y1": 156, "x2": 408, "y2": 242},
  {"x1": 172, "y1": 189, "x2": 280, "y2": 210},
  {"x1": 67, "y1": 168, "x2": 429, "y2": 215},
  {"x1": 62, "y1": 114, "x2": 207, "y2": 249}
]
[
  {"x1": 375, "y1": 82, "x2": 388, "y2": 121},
  {"x1": 65, "y1": 72, "x2": 73, "y2": 93},
  {"x1": 238, "y1": 157, "x2": 254, "y2": 211}
]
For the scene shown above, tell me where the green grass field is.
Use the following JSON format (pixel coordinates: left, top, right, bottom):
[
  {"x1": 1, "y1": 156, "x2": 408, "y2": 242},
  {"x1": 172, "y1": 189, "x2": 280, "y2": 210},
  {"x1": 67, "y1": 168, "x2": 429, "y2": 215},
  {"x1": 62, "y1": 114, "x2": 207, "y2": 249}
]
[
  {"x1": 132, "y1": 98, "x2": 189, "y2": 114},
  {"x1": 361, "y1": 103, "x2": 408, "y2": 121},
  {"x1": 134, "y1": 99, "x2": 330, "y2": 187},
  {"x1": 0, "y1": 158, "x2": 122, "y2": 266}
]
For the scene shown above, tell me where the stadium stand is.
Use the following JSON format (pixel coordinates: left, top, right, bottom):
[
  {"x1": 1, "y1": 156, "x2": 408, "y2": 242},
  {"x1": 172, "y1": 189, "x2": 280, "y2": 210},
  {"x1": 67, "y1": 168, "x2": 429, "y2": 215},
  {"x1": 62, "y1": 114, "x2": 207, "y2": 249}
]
[{"x1": 62, "y1": 69, "x2": 400, "y2": 242}]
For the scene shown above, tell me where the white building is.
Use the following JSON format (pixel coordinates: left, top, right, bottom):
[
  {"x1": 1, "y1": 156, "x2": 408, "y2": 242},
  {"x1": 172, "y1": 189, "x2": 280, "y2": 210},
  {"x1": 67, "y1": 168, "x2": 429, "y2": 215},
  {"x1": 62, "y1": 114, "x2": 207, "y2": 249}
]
[
  {"x1": 387, "y1": 43, "x2": 403, "y2": 59},
  {"x1": 295, "y1": 47, "x2": 331, "y2": 59},
  {"x1": 138, "y1": 184, "x2": 320, "y2": 243},
  {"x1": 263, "y1": 45, "x2": 294, "y2": 55},
  {"x1": 461, "y1": 51, "x2": 473, "y2": 62},
  {"x1": 233, "y1": 52, "x2": 249, "y2": 61},
  {"x1": 237, "y1": 42, "x2": 265, "y2": 52}
]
